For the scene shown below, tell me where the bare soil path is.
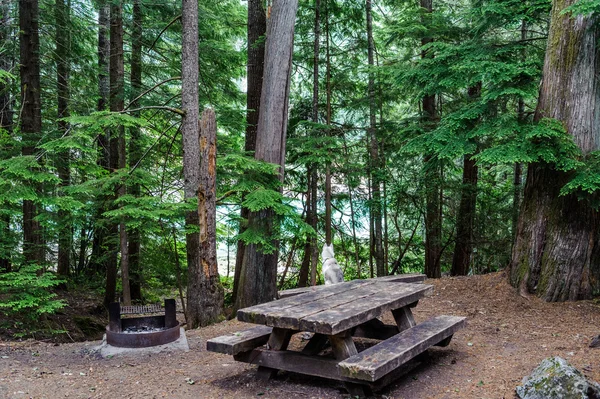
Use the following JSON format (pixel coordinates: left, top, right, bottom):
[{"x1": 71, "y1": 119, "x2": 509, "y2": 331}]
[{"x1": 1, "y1": 272, "x2": 599, "y2": 399}]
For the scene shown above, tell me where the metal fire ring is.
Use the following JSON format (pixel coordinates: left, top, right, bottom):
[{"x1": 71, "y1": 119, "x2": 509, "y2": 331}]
[{"x1": 106, "y1": 323, "x2": 181, "y2": 348}]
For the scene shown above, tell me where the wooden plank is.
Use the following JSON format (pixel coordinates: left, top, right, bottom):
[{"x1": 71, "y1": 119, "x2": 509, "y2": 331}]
[
  {"x1": 365, "y1": 274, "x2": 426, "y2": 284},
  {"x1": 238, "y1": 279, "x2": 373, "y2": 324},
  {"x1": 263, "y1": 283, "x2": 388, "y2": 330},
  {"x1": 301, "y1": 333, "x2": 329, "y2": 355},
  {"x1": 277, "y1": 274, "x2": 426, "y2": 299},
  {"x1": 206, "y1": 325, "x2": 272, "y2": 355},
  {"x1": 392, "y1": 306, "x2": 416, "y2": 332},
  {"x1": 257, "y1": 327, "x2": 294, "y2": 380},
  {"x1": 338, "y1": 315, "x2": 466, "y2": 382},
  {"x1": 329, "y1": 331, "x2": 358, "y2": 360},
  {"x1": 299, "y1": 283, "x2": 433, "y2": 335},
  {"x1": 278, "y1": 286, "x2": 315, "y2": 299},
  {"x1": 234, "y1": 348, "x2": 365, "y2": 383}
]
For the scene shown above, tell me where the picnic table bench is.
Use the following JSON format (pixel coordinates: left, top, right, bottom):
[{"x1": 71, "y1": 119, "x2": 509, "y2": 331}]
[{"x1": 207, "y1": 276, "x2": 465, "y2": 397}]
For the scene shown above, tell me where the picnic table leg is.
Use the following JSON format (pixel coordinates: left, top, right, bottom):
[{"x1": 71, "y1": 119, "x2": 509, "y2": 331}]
[
  {"x1": 329, "y1": 331, "x2": 369, "y2": 398},
  {"x1": 391, "y1": 304, "x2": 416, "y2": 332},
  {"x1": 256, "y1": 327, "x2": 293, "y2": 381},
  {"x1": 301, "y1": 333, "x2": 329, "y2": 355}
]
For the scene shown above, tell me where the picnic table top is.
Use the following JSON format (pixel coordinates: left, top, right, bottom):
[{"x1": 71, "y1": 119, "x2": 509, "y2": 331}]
[{"x1": 237, "y1": 279, "x2": 433, "y2": 335}]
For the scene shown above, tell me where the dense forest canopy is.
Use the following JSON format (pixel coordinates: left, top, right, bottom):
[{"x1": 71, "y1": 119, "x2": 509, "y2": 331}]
[{"x1": 1, "y1": 0, "x2": 599, "y2": 329}]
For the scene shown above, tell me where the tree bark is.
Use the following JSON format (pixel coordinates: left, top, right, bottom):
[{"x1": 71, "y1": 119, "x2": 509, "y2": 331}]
[
  {"x1": 451, "y1": 154, "x2": 478, "y2": 276},
  {"x1": 20, "y1": 0, "x2": 44, "y2": 265},
  {"x1": 0, "y1": 0, "x2": 12, "y2": 273},
  {"x1": 366, "y1": 0, "x2": 384, "y2": 276},
  {"x1": 128, "y1": 0, "x2": 143, "y2": 301},
  {"x1": 310, "y1": 166, "x2": 318, "y2": 285},
  {"x1": 510, "y1": 2, "x2": 600, "y2": 301},
  {"x1": 324, "y1": 0, "x2": 333, "y2": 247},
  {"x1": 187, "y1": 109, "x2": 224, "y2": 327},
  {"x1": 235, "y1": 0, "x2": 299, "y2": 310},
  {"x1": 420, "y1": 0, "x2": 441, "y2": 279},
  {"x1": 512, "y1": 20, "x2": 527, "y2": 242},
  {"x1": 181, "y1": 0, "x2": 202, "y2": 321},
  {"x1": 451, "y1": 83, "x2": 480, "y2": 276},
  {"x1": 56, "y1": 0, "x2": 71, "y2": 277},
  {"x1": 89, "y1": 0, "x2": 110, "y2": 277},
  {"x1": 232, "y1": 0, "x2": 266, "y2": 306},
  {"x1": 104, "y1": 0, "x2": 124, "y2": 307},
  {"x1": 298, "y1": 170, "x2": 312, "y2": 287},
  {"x1": 311, "y1": 0, "x2": 321, "y2": 284}
]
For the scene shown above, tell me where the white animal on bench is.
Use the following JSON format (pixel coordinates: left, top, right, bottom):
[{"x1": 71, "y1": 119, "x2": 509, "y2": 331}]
[{"x1": 321, "y1": 244, "x2": 344, "y2": 285}]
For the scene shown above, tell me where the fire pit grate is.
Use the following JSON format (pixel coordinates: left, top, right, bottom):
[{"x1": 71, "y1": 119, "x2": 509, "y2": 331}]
[{"x1": 106, "y1": 299, "x2": 181, "y2": 348}]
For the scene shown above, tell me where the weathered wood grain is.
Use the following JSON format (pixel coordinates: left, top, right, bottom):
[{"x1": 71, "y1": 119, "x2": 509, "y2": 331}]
[
  {"x1": 365, "y1": 274, "x2": 426, "y2": 284},
  {"x1": 301, "y1": 333, "x2": 329, "y2": 355},
  {"x1": 206, "y1": 325, "x2": 272, "y2": 355},
  {"x1": 238, "y1": 279, "x2": 372, "y2": 324},
  {"x1": 392, "y1": 305, "x2": 416, "y2": 332},
  {"x1": 234, "y1": 348, "x2": 364, "y2": 383},
  {"x1": 277, "y1": 274, "x2": 426, "y2": 299},
  {"x1": 338, "y1": 315, "x2": 466, "y2": 381},
  {"x1": 264, "y1": 283, "x2": 388, "y2": 330},
  {"x1": 299, "y1": 283, "x2": 433, "y2": 335},
  {"x1": 329, "y1": 330, "x2": 358, "y2": 360},
  {"x1": 257, "y1": 327, "x2": 294, "y2": 380}
]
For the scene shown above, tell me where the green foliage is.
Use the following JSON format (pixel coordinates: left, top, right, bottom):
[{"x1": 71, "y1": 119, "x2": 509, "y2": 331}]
[
  {"x1": 0, "y1": 266, "x2": 65, "y2": 318},
  {"x1": 562, "y1": 0, "x2": 600, "y2": 16},
  {"x1": 476, "y1": 118, "x2": 583, "y2": 171},
  {"x1": 560, "y1": 152, "x2": 600, "y2": 207}
]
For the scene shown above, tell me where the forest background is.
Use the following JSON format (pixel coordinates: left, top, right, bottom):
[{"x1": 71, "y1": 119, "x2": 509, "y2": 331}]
[{"x1": 1, "y1": 0, "x2": 599, "y2": 333}]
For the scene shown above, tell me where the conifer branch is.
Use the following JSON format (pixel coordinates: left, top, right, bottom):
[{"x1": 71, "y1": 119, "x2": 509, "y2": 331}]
[
  {"x1": 122, "y1": 105, "x2": 185, "y2": 116},
  {"x1": 149, "y1": 14, "x2": 182, "y2": 52},
  {"x1": 124, "y1": 77, "x2": 181, "y2": 110}
]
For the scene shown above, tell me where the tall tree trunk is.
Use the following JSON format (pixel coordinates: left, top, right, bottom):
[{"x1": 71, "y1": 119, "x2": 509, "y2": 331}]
[
  {"x1": 56, "y1": 0, "x2": 71, "y2": 277},
  {"x1": 104, "y1": 0, "x2": 123, "y2": 307},
  {"x1": 235, "y1": 0, "x2": 299, "y2": 310},
  {"x1": 510, "y1": 2, "x2": 600, "y2": 301},
  {"x1": 0, "y1": 0, "x2": 12, "y2": 273},
  {"x1": 232, "y1": 0, "x2": 266, "y2": 305},
  {"x1": 324, "y1": 0, "x2": 333, "y2": 247},
  {"x1": 342, "y1": 134, "x2": 361, "y2": 276},
  {"x1": 181, "y1": 0, "x2": 202, "y2": 322},
  {"x1": 311, "y1": 0, "x2": 321, "y2": 284},
  {"x1": 298, "y1": 170, "x2": 311, "y2": 287},
  {"x1": 450, "y1": 83, "x2": 480, "y2": 276},
  {"x1": 187, "y1": 109, "x2": 224, "y2": 327},
  {"x1": 366, "y1": 0, "x2": 384, "y2": 276},
  {"x1": 421, "y1": 0, "x2": 441, "y2": 279},
  {"x1": 310, "y1": 166, "x2": 318, "y2": 285},
  {"x1": 128, "y1": 0, "x2": 143, "y2": 301},
  {"x1": 90, "y1": 0, "x2": 110, "y2": 277},
  {"x1": 20, "y1": 0, "x2": 44, "y2": 266},
  {"x1": 512, "y1": 20, "x2": 527, "y2": 242},
  {"x1": 451, "y1": 154, "x2": 478, "y2": 276}
]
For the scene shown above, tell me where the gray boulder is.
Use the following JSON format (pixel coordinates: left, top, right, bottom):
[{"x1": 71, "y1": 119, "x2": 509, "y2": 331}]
[{"x1": 516, "y1": 357, "x2": 600, "y2": 399}]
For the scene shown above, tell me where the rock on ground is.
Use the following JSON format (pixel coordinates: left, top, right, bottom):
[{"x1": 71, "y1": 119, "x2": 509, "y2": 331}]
[{"x1": 516, "y1": 356, "x2": 600, "y2": 399}]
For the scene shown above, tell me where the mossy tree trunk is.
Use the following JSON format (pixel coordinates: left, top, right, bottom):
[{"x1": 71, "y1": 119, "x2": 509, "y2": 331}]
[{"x1": 510, "y1": 1, "x2": 600, "y2": 301}]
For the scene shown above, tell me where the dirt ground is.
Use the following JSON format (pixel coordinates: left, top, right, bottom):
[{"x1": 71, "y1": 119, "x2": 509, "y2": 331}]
[{"x1": 1, "y1": 272, "x2": 600, "y2": 399}]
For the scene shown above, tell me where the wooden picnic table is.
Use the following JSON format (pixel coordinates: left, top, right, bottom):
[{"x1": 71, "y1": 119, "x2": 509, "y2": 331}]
[{"x1": 207, "y1": 276, "x2": 465, "y2": 397}]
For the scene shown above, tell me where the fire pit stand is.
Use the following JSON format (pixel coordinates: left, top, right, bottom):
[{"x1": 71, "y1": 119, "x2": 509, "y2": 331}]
[{"x1": 106, "y1": 299, "x2": 180, "y2": 348}]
